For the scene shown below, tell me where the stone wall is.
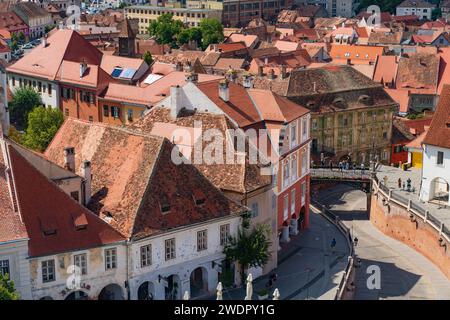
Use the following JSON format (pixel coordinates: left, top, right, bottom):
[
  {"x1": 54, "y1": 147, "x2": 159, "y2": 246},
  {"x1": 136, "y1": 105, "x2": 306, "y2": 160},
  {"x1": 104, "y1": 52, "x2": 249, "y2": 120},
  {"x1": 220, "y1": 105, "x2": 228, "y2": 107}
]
[{"x1": 370, "y1": 193, "x2": 450, "y2": 280}]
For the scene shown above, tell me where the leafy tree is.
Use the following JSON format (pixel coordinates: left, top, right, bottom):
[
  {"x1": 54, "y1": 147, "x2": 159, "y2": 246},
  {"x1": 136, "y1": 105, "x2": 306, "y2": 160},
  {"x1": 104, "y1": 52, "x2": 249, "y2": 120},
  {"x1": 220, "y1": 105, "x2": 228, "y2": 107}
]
[
  {"x1": 199, "y1": 18, "x2": 224, "y2": 50},
  {"x1": 224, "y1": 222, "x2": 271, "y2": 284},
  {"x1": 143, "y1": 51, "x2": 153, "y2": 65},
  {"x1": 45, "y1": 25, "x2": 55, "y2": 34},
  {"x1": 7, "y1": 125, "x2": 23, "y2": 144},
  {"x1": 10, "y1": 87, "x2": 42, "y2": 129},
  {"x1": 22, "y1": 106, "x2": 64, "y2": 152},
  {"x1": 432, "y1": 8, "x2": 442, "y2": 20},
  {"x1": 118, "y1": 1, "x2": 128, "y2": 9},
  {"x1": 9, "y1": 40, "x2": 18, "y2": 51},
  {"x1": 148, "y1": 13, "x2": 184, "y2": 48},
  {"x1": 18, "y1": 31, "x2": 25, "y2": 44},
  {"x1": 177, "y1": 27, "x2": 202, "y2": 47},
  {"x1": 0, "y1": 274, "x2": 20, "y2": 300},
  {"x1": 11, "y1": 32, "x2": 18, "y2": 43}
]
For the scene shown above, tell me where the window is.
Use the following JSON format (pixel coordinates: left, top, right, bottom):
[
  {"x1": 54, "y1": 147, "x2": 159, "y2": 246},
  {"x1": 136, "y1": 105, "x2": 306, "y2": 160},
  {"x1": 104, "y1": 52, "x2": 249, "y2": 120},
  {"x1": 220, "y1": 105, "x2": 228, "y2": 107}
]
[
  {"x1": 88, "y1": 116, "x2": 93, "y2": 122},
  {"x1": 127, "y1": 109, "x2": 133, "y2": 121},
  {"x1": 140, "y1": 245, "x2": 152, "y2": 267},
  {"x1": 64, "y1": 108, "x2": 69, "y2": 116},
  {"x1": 291, "y1": 156, "x2": 297, "y2": 180},
  {"x1": 74, "y1": 254, "x2": 87, "y2": 275},
  {"x1": 220, "y1": 224, "x2": 230, "y2": 246},
  {"x1": 38, "y1": 82, "x2": 42, "y2": 92},
  {"x1": 290, "y1": 124, "x2": 297, "y2": 147},
  {"x1": 251, "y1": 202, "x2": 259, "y2": 218},
  {"x1": 283, "y1": 195, "x2": 289, "y2": 220},
  {"x1": 0, "y1": 260, "x2": 9, "y2": 276},
  {"x1": 165, "y1": 238, "x2": 176, "y2": 260},
  {"x1": 301, "y1": 181, "x2": 306, "y2": 205},
  {"x1": 437, "y1": 151, "x2": 444, "y2": 165},
  {"x1": 272, "y1": 194, "x2": 277, "y2": 210},
  {"x1": 105, "y1": 248, "x2": 117, "y2": 270},
  {"x1": 48, "y1": 84, "x2": 52, "y2": 96},
  {"x1": 103, "y1": 105, "x2": 109, "y2": 117},
  {"x1": 291, "y1": 188, "x2": 296, "y2": 214},
  {"x1": 42, "y1": 259, "x2": 55, "y2": 283},
  {"x1": 11, "y1": 77, "x2": 15, "y2": 86},
  {"x1": 301, "y1": 152, "x2": 307, "y2": 175},
  {"x1": 197, "y1": 230, "x2": 208, "y2": 251},
  {"x1": 302, "y1": 118, "x2": 308, "y2": 140},
  {"x1": 283, "y1": 161, "x2": 290, "y2": 188},
  {"x1": 111, "y1": 106, "x2": 120, "y2": 118}
]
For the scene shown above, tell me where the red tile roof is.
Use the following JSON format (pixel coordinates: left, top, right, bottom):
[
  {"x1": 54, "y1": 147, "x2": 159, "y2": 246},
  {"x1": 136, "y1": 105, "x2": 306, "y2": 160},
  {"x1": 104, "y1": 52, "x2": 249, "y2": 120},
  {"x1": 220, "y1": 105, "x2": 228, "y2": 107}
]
[
  {"x1": 423, "y1": 85, "x2": 450, "y2": 149},
  {"x1": 218, "y1": 42, "x2": 247, "y2": 53},
  {"x1": 5, "y1": 141, "x2": 125, "y2": 257},
  {"x1": 45, "y1": 119, "x2": 246, "y2": 239},
  {"x1": 0, "y1": 141, "x2": 27, "y2": 243}
]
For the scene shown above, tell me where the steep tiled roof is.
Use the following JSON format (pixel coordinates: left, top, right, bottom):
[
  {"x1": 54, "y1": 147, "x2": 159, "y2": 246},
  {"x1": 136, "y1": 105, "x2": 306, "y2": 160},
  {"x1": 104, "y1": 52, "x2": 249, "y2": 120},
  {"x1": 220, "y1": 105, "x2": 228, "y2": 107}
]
[
  {"x1": 368, "y1": 31, "x2": 403, "y2": 45},
  {"x1": 131, "y1": 108, "x2": 272, "y2": 194},
  {"x1": 397, "y1": 0, "x2": 434, "y2": 8},
  {"x1": 373, "y1": 55, "x2": 398, "y2": 85},
  {"x1": 227, "y1": 33, "x2": 258, "y2": 48},
  {"x1": 7, "y1": 29, "x2": 103, "y2": 80},
  {"x1": 14, "y1": 1, "x2": 50, "y2": 18},
  {"x1": 0, "y1": 142, "x2": 27, "y2": 243},
  {"x1": 392, "y1": 117, "x2": 416, "y2": 144},
  {"x1": 423, "y1": 85, "x2": 450, "y2": 149},
  {"x1": 330, "y1": 44, "x2": 384, "y2": 64},
  {"x1": 45, "y1": 119, "x2": 246, "y2": 239},
  {"x1": 218, "y1": 42, "x2": 247, "y2": 53},
  {"x1": 396, "y1": 53, "x2": 440, "y2": 94},
  {"x1": 4, "y1": 140, "x2": 125, "y2": 257},
  {"x1": 213, "y1": 58, "x2": 246, "y2": 71}
]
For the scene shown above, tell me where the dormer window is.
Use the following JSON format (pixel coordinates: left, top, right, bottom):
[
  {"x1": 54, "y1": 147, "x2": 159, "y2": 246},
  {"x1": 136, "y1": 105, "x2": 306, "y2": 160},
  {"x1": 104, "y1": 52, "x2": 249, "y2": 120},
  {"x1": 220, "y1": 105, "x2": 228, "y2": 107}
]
[
  {"x1": 160, "y1": 194, "x2": 171, "y2": 214},
  {"x1": 72, "y1": 212, "x2": 88, "y2": 231},
  {"x1": 193, "y1": 190, "x2": 206, "y2": 206},
  {"x1": 39, "y1": 217, "x2": 57, "y2": 236}
]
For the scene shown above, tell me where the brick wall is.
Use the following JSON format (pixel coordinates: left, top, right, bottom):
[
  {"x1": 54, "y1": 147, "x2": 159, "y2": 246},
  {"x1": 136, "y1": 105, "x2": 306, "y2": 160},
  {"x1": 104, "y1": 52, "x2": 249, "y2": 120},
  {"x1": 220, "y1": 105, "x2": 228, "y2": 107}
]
[{"x1": 370, "y1": 193, "x2": 450, "y2": 280}]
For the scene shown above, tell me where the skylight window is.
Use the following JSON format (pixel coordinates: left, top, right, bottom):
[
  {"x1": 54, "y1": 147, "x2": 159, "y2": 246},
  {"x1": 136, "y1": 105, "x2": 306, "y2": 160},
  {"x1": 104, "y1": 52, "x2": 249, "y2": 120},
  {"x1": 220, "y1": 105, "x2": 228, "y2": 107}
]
[{"x1": 111, "y1": 67, "x2": 123, "y2": 78}]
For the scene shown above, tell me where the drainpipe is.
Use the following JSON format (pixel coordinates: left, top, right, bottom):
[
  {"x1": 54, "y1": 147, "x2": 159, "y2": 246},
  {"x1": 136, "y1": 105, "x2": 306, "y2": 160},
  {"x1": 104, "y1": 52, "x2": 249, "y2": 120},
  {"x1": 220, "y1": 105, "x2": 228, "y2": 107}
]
[{"x1": 126, "y1": 240, "x2": 131, "y2": 300}]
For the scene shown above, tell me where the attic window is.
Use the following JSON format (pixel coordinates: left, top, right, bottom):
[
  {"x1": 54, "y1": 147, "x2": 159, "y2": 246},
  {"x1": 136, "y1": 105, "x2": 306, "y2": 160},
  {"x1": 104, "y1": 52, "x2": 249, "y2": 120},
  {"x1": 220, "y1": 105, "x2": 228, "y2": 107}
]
[
  {"x1": 193, "y1": 190, "x2": 206, "y2": 206},
  {"x1": 39, "y1": 217, "x2": 57, "y2": 236},
  {"x1": 160, "y1": 194, "x2": 171, "y2": 214},
  {"x1": 358, "y1": 94, "x2": 372, "y2": 105},
  {"x1": 333, "y1": 97, "x2": 346, "y2": 107},
  {"x1": 103, "y1": 211, "x2": 113, "y2": 223},
  {"x1": 306, "y1": 101, "x2": 316, "y2": 108},
  {"x1": 72, "y1": 212, "x2": 88, "y2": 231}
]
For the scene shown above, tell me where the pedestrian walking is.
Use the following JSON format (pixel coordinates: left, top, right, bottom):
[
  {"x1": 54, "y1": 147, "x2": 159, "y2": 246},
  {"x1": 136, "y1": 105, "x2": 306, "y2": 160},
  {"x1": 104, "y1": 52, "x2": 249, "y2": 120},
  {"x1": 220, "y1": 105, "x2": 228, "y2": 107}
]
[
  {"x1": 398, "y1": 178, "x2": 402, "y2": 189},
  {"x1": 330, "y1": 238, "x2": 337, "y2": 254}
]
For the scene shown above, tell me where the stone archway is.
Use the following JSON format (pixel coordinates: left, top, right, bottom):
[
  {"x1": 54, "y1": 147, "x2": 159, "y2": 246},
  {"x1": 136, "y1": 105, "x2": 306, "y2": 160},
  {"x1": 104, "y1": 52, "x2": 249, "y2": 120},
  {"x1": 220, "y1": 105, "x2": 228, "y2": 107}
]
[
  {"x1": 190, "y1": 267, "x2": 208, "y2": 298},
  {"x1": 165, "y1": 275, "x2": 181, "y2": 300},
  {"x1": 430, "y1": 177, "x2": 450, "y2": 205},
  {"x1": 65, "y1": 290, "x2": 89, "y2": 300},
  {"x1": 39, "y1": 296, "x2": 53, "y2": 300},
  {"x1": 137, "y1": 281, "x2": 155, "y2": 300},
  {"x1": 98, "y1": 283, "x2": 124, "y2": 300}
]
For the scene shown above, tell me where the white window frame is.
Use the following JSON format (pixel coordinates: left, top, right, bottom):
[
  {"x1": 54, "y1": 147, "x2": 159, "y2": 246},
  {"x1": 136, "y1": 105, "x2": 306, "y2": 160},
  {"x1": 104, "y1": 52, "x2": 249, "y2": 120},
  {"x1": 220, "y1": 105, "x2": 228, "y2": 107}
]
[
  {"x1": 197, "y1": 230, "x2": 208, "y2": 252},
  {"x1": 290, "y1": 124, "x2": 297, "y2": 149},
  {"x1": 291, "y1": 188, "x2": 296, "y2": 214},
  {"x1": 74, "y1": 253, "x2": 87, "y2": 275},
  {"x1": 140, "y1": 244, "x2": 152, "y2": 268},
  {"x1": 42, "y1": 259, "x2": 55, "y2": 283},
  {"x1": 0, "y1": 259, "x2": 10, "y2": 277},
  {"x1": 165, "y1": 238, "x2": 176, "y2": 260},
  {"x1": 105, "y1": 248, "x2": 117, "y2": 270},
  {"x1": 283, "y1": 195, "x2": 289, "y2": 220},
  {"x1": 220, "y1": 224, "x2": 230, "y2": 246}
]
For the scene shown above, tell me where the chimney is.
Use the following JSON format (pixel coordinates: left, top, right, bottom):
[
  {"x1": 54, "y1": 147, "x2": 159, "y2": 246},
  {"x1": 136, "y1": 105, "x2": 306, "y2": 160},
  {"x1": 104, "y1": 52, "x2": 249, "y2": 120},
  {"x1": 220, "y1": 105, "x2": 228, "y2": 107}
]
[
  {"x1": 268, "y1": 68, "x2": 275, "y2": 80},
  {"x1": 175, "y1": 61, "x2": 183, "y2": 71},
  {"x1": 185, "y1": 71, "x2": 198, "y2": 83},
  {"x1": 242, "y1": 74, "x2": 253, "y2": 88},
  {"x1": 80, "y1": 61, "x2": 87, "y2": 78},
  {"x1": 346, "y1": 58, "x2": 352, "y2": 65},
  {"x1": 170, "y1": 85, "x2": 182, "y2": 118},
  {"x1": 258, "y1": 65, "x2": 264, "y2": 77},
  {"x1": 264, "y1": 57, "x2": 268, "y2": 65},
  {"x1": 64, "y1": 147, "x2": 75, "y2": 172},
  {"x1": 42, "y1": 34, "x2": 47, "y2": 47},
  {"x1": 280, "y1": 65, "x2": 287, "y2": 79},
  {"x1": 82, "y1": 160, "x2": 92, "y2": 205},
  {"x1": 218, "y1": 80, "x2": 229, "y2": 102}
]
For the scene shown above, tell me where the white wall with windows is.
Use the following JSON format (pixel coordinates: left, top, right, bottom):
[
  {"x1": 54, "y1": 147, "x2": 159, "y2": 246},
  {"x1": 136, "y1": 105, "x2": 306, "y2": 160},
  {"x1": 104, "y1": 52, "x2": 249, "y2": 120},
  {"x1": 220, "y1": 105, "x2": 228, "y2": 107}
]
[
  {"x1": 8, "y1": 73, "x2": 59, "y2": 109},
  {"x1": 128, "y1": 216, "x2": 240, "y2": 300},
  {"x1": 0, "y1": 240, "x2": 32, "y2": 299},
  {"x1": 420, "y1": 144, "x2": 450, "y2": 206},
  {"x1": 29, "y1": 244, "x2": 127, "y2": 300}
]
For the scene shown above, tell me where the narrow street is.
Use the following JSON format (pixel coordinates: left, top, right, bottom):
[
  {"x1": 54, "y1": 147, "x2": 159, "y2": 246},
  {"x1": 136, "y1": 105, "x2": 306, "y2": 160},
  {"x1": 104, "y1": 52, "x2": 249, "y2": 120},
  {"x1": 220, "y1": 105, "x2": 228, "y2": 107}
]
[{"x1": 316, "y1": 184, "x2": 450, "y2": 300}]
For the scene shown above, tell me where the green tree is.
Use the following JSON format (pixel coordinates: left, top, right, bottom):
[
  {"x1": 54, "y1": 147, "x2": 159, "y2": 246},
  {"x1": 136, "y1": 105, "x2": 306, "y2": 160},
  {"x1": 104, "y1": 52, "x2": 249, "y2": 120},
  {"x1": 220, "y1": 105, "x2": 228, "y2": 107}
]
[
  {"x1": 18, "y1": 31, "x2": 25, "y2": 44},
  {"x1": 10, "y1": 87, "x2": 42, "y2": 129},
  {"x1": 0, "y1": 274, "x2": 20, "y2": 300},
  {"x1": 22, "y1": 106, "x2": 64, "y2": 152},
  {"x1": 118, "y1": 1, "x2": 128, "y2": 9},
  {"x1": 432, "y1": 8, "x2": 442, "y2": 20},
  {"x1": 142, "y1": 51, "x2": 153, "y2": 65},
  {"x1": 199, "y1": 18, "x2": 224, "y2": 50},
  {"x1": 177, "y1": 27, "x2": 202, "y2": 47},
  {"x1": 148, "y1": 13, "x2": 184, "y2": 48},
  {"x1": 45, "y1": 25, "x2": 55, "y2": 34},
  {"x1": 10, "y1": 40, "x2": 18, "y2": 51},
  {"x1": 224, "y1": 222, "x2": 271, "y2": 284}
]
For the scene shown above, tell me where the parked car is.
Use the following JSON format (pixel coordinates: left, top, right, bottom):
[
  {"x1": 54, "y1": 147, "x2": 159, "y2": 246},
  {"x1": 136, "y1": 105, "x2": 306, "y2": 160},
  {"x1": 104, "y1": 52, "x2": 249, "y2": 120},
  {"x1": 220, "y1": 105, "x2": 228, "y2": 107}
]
[{"x1": 22, "y1": 43, "x2": 34, "y2": 49}]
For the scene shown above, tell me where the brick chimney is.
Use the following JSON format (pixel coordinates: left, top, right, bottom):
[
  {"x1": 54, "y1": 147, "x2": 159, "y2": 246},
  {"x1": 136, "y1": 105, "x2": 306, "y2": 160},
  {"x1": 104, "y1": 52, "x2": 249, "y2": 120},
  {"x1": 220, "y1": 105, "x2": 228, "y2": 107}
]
[
  {"x1": 82, "y1": 160, "x2": 92, "y2": 205},
  {"x1": 258, "y1": 65, "x2": 264, "y2": 77},
  {"x1": 268, "y1": 68, "x2": 275, "y2": 79},
  {"x1": 64, "y1": 147, "x2": 75, "y2": 172}
]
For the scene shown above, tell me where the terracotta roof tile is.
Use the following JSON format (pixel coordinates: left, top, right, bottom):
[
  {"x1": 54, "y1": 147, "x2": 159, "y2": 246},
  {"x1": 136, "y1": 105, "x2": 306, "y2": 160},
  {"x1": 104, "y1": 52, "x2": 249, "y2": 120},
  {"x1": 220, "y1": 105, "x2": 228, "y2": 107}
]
[
  {"x1": 423, "y1": 85, "x2": 450, "y2": 149},
  {"x1": 396, "y1": 52, "x2": 440, "y2": 94},
  {"x1": 5, "y1": 140, "x2": 125, "y2": 256}
]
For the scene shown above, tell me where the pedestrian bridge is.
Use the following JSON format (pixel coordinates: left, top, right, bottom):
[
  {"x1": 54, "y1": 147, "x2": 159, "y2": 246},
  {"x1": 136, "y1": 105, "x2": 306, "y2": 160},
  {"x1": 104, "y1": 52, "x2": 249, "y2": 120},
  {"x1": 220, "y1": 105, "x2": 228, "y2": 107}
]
[{"x1": 311, "y1": 167, "x2": 372, "y2": 193}]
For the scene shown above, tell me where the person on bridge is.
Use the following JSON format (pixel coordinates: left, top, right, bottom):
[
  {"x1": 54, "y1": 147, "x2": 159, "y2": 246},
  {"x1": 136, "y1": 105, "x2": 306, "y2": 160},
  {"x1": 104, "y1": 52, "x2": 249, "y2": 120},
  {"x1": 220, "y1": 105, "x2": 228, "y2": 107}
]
[{"x1": 398, "y1": 178, "x2": 402, "y2": 189}]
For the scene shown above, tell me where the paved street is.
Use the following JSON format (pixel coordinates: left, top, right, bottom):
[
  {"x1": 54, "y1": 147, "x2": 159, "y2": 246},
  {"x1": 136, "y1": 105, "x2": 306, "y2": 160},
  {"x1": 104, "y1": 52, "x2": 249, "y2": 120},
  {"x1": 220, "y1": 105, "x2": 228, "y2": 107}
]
[
  {"x1": 211, "y1": 211, "x2": 350, "y2": 300},
  {"x1": 317, "y1": 184, "x2": 450, "y2": 300}
]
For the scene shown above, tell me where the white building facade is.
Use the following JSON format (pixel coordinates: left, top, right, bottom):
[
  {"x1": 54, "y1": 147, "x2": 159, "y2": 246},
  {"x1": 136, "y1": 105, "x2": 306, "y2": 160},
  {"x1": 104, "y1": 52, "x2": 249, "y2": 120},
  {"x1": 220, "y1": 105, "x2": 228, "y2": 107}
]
[{"x1": 420, "y1": 144, "x2": 450, "y2": 206}]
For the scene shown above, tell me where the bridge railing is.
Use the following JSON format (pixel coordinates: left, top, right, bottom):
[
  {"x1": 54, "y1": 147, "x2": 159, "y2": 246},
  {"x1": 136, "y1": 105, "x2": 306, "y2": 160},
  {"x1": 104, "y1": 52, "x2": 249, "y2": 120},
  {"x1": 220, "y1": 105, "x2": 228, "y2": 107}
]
[
  {"x1": 310, "y1": 198, "x2": 355, "y2": 300},
  {"x1": 311, "y1": 167, "x2": 371, "y2": 180},
  {"x1": 373, "y1": 179, "x2": 450, "y2": 242}
]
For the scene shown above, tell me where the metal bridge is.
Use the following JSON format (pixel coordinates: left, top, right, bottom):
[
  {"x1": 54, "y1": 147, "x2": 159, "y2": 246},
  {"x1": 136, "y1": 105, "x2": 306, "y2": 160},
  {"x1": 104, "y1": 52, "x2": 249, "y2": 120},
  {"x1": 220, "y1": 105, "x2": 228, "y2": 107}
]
[{"x1": 310, "y1": 166, "x2": 373, "y2": 193}]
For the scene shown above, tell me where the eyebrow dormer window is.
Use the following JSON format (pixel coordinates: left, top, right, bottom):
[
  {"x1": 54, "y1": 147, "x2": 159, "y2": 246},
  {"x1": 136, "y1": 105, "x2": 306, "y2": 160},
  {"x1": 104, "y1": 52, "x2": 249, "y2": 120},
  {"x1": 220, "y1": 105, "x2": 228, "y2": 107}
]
[{"x1": 193, "y1": 190, "x2": 206, "y2": 206}]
